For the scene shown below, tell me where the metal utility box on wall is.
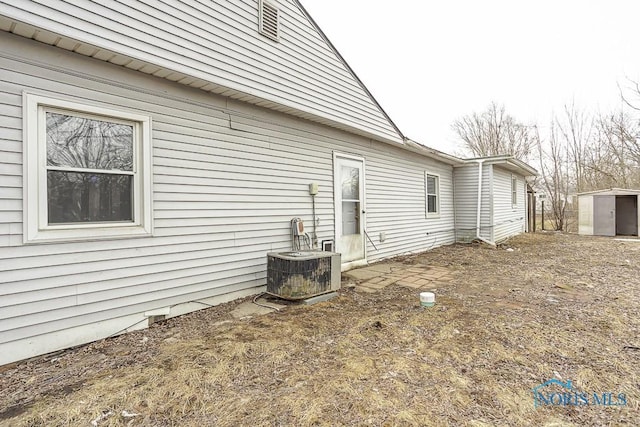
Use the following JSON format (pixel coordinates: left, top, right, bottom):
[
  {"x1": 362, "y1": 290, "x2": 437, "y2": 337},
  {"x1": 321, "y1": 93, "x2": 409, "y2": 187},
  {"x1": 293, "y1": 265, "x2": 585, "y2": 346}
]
[
  {"x1": 266, "y1": 251, "x2": 341, "y2": 300},
  {"x1": 578, "y1": 188, "x2": 640, "y2": 236}
]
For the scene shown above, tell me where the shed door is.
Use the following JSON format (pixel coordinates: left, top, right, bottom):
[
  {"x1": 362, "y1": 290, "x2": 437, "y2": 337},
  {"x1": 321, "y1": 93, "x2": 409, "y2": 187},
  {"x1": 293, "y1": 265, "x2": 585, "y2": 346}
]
[{"x1": 593, "y1": 195, "x2": 615, "y2": 236}]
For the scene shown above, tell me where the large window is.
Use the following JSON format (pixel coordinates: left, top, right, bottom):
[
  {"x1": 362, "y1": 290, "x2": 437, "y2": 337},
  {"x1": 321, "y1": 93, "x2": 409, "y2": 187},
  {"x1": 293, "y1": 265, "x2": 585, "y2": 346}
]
[
  {"x1": 425, "y1": 172, "x2": 440, "y2": 218},
  {"x1": 23, "y1": 93, "x2": 153, "y2": 243}
]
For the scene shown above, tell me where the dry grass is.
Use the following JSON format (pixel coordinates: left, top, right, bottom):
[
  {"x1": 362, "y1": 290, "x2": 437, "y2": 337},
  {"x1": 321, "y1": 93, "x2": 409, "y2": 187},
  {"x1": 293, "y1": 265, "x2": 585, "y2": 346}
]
[{"x1": 2, "y1": 233, "x2": 640, "y2": 426}]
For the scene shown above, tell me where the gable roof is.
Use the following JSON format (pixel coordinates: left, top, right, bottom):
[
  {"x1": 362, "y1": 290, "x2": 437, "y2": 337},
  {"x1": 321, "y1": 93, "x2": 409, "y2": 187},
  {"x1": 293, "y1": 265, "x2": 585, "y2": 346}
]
[
  {"x1": 0, "y1": 0, "x2": 403, "y2": 145},
  {"x1": 295, "y1": 0, "x2": 404, "y2": 143}
]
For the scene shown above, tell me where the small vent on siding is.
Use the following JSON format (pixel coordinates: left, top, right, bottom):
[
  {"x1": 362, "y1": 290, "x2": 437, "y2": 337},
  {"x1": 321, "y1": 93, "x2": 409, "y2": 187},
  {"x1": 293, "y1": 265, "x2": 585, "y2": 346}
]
[{"x1": 259, "y1": 0, "x2": 280, "y2": 41}]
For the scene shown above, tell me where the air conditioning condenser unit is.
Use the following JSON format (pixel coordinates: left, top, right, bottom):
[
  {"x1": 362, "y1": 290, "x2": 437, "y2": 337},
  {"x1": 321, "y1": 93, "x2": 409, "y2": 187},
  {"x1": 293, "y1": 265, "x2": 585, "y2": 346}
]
[{"x1": 266, "y1": 251, "x2": 341, "y2": 300}]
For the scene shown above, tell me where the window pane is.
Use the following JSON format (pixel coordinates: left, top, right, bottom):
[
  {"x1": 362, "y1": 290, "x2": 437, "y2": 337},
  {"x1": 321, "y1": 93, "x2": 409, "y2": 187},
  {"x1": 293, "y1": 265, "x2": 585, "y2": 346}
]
[
  {"x1": 47, "y1": 171, "x2": 133, "y2": 223},
  {"x1": 428, "y1": 195, "x2": 437, "y2": 213},
  {"x1": 341, "y1": 166, "x2": 359, "y2": 200},
  {"x1": 46, "y1": 112, "x2": 133, "y2": 171},
  {"x1": 427, "y1": 175, "x2": 436, "y2": 194},
  {"x1": 342, "y1": 201, "x2": 360, "y2": 235}
]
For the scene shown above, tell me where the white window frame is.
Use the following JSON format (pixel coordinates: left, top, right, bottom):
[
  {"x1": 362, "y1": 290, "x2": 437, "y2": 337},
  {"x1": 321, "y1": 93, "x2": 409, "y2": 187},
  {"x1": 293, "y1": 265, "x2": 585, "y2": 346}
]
[
  {"x1": 23, "y1": 92, "x2": 153, "y2": 243},
  {"x1": 511, "y1": 175, "x2": 518, "y2": 208},
  {"x1": 425, "y1": 172, "x2": 440, "y2": 218}
]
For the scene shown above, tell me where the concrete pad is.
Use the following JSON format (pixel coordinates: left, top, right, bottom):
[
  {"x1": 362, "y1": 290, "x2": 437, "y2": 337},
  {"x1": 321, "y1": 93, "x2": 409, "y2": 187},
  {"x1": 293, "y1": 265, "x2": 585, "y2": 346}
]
[
  {"x1": 365, "y1": 262, "x2": 405, "y2": 274},
  {"x1": 385, "y1": 274, "x2": 410, "y2": 281},
  {"x1": 355, "y1": 285, "x2": 379, "y2": 293},
  {"x1": 257, "y1": 296, "x2": 288, "y2": 309},
  {"x1": 430, "y1": 268, "x2": 451, "y2": 276},
  {"x1": 230, "y1": 298, "x2": 285, "y2": 318},
  {"x1": 396, "y1": 280, "x2": 423, "y2": 289},
  {"x1": 343, "y1": 268, "x2": 383, "y2": 281},
  {"x1": 304, "y1": 292, "x2": 338, "y2": 305},
  {"x1": 405, "y1": 267, "x2": 428, "y2": 274},
  {"x1": 413, "y1": 264, "x2": 432, "y2": 269},
  {"x1": 378, "y1": 278, "x2": 398, "y2": 287},
  {"x1": 361, "y1": 279, "x2": 390, "y2": 290}
]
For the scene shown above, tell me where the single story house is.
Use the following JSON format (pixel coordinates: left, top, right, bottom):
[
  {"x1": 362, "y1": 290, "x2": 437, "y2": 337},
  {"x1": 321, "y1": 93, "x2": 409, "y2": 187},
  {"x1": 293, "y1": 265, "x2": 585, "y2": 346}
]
[
  {"x1": 578, "y1": 188, "x2": 640, "y2": 236},
  {"x1": 0, "y1": 0, "x2": 536, "y2": 365}
]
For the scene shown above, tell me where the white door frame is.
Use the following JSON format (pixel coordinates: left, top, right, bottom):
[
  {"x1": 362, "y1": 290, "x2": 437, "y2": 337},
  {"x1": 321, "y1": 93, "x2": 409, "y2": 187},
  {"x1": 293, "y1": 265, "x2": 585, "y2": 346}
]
[{"x1": 333, "y1": 152, "x2": 367, "y2": 270}]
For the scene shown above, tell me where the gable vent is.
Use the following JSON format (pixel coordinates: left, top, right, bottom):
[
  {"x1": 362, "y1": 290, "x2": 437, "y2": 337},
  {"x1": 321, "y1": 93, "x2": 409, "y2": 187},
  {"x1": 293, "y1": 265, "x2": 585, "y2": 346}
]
[{"x1": 259, "y1": 0, "x2": 280, "y2": 41}]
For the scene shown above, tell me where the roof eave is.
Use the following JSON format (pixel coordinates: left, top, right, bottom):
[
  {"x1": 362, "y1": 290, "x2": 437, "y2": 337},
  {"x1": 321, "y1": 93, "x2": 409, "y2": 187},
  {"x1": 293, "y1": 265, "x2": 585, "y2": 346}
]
[
  {"x1": 403, "y1": 139, "x2": 465, "y2": 165},
  {"x1": 459, "y1": 155, "x2": 538, "y2": 176}
]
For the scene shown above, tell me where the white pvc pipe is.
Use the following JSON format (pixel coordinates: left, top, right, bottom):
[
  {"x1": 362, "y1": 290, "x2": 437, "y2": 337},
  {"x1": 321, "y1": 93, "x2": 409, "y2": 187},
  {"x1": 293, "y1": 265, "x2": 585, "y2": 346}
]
[
  {"x1": 475, "y1": 159, "x2": 496, "y2": 246},
  {"x1": 476, "y1": 159, "x2": 484, "y2": 239}
]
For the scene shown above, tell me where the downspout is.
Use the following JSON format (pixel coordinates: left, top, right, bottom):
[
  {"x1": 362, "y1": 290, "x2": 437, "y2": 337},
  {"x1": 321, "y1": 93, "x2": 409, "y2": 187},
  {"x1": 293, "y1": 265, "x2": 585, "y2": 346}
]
[{"x1": 474, "y1": 159, "x2": 496, "y2": 246}]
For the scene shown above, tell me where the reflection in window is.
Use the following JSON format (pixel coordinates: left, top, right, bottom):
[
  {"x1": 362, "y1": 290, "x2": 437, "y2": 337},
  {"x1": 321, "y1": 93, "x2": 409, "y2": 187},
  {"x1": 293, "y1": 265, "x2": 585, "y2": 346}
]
[
  {"x1": 341, "y1": 166, "x2": 359, "y2": 200},
  {"x1": 47, "y1": 113, "x2": 133, "y2": 171},
  {"x1": 341, "y1": 165, "x2": 360, "y2": 235},
  {"x1": 47, "y1": 172, "x2": 132, "y2": 223}
]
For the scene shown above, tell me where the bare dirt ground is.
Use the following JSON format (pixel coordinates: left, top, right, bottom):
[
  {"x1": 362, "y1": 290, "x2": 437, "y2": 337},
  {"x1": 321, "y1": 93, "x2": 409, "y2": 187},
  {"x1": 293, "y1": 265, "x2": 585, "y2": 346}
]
[{"x1": 1, "y1": 232, "x2": 640, "y2": 426}]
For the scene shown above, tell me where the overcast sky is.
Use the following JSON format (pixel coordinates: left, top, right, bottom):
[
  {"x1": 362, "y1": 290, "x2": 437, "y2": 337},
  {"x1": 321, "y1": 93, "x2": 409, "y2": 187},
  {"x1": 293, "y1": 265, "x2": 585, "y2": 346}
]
[{"x1": 301, "y1": 0, "x2": 640, "y2": 155}]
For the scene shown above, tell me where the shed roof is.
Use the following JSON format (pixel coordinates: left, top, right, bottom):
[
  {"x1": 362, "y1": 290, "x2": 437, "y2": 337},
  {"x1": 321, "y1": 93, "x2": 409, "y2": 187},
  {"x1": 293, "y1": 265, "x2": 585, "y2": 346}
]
[{"x1": 577, "y1": 188, "x2": 640, "y2": 196}]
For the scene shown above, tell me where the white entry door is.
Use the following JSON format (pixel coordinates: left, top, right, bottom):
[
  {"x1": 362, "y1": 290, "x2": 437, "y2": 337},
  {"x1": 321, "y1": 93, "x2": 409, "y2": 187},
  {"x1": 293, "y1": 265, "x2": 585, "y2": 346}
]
[{"x1": 334, "y1": 153, "x2": 366, "y2": 266}]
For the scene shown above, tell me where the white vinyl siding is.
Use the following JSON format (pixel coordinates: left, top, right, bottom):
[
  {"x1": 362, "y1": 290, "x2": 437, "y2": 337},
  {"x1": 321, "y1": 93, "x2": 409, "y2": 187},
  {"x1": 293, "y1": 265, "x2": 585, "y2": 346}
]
[
  {"x1": 453, "y1": 164, "x2": 492, "y2": 242},
  {"x1": 0, "y1": 33, "x2": 450, "y2": 365},
  {"x1": 365, "y1": 152, "x2": 455, "y2": 263},
  {"x1": 493, "y1": 167, "x2": 526, "y2": 243},
  {"x1": 0, "y1": 0, "x2": 402, "y2": 144},
  {"x1": 455, "y1": 164, "x2": 526, "y2": 244},
  {"x1": 453, "y1": 165, "x2": 478, "y2": 242}
]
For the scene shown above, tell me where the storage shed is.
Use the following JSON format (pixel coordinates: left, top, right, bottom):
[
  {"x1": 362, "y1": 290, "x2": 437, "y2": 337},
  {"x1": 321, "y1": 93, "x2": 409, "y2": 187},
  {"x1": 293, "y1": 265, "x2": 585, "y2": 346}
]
[{"x1": 578, "y1": 188, "x2": 640, "y2": 236}]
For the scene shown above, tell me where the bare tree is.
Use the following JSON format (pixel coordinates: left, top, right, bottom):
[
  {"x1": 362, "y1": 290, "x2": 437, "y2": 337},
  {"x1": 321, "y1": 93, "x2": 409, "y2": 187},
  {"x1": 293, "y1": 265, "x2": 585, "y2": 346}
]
[
  {"x1": 555, "y1": 103, "x2": 593, "y2": 193},
  {"x1": 537, "y1": 123, "x2": 571, "y2": 231},
  {"x1": 452, "y1": 102, "x2": 535, "y2": 161},
  {"x1": 456, "y1": 87, "x2": 640, "y2": 233}
]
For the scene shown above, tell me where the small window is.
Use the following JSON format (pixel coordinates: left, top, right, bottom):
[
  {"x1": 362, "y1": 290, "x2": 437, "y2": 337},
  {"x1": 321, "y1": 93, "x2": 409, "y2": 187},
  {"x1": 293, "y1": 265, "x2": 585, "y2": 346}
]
[
  {"x1": 425, "y1": 173, "x2": 440, "y2": 218},
  {"x1": 259, "y1": 0, "x2": 280, "y2": 41},
  {"x1": 511, "y1": 175, "x2": 518, "y2": 207},
  {"x1": 23, "y1": 93, "x2": 153, "y2": 243}
]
